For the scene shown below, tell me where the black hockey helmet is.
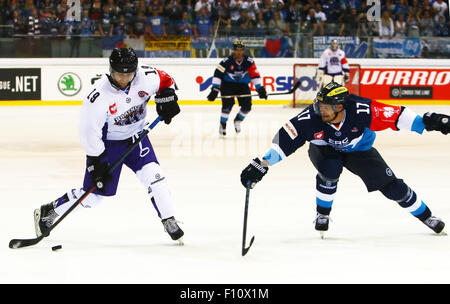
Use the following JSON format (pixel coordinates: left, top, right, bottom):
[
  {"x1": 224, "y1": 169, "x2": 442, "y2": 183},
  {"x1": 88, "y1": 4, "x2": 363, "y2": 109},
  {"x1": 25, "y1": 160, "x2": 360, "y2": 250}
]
[
  {"x1": 109, "y1": 47, "x2": 138, "y2": 73},
  {"x1": 314, "y1": 82, "x2": 349, "y2": 114},
  {"x1": 233, "y1": 40, "x2": 245, "y2": 49}
]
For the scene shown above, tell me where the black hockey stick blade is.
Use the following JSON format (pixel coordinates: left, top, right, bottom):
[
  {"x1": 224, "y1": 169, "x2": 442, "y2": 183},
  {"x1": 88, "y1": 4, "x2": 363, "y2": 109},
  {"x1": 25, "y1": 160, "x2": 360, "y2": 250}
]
[
  {"x1": 242, "y1": 236, "x2": 255, "y2": 256},
  {"x1": 9, "y1": 235, "x2": 45, "y2": 249}
]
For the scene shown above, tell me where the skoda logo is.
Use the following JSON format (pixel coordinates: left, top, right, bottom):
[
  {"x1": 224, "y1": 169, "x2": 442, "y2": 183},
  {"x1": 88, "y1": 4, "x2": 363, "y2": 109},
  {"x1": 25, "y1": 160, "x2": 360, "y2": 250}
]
[
  {"x1": 58, "y1": 72, "x2": 82, "y2": 96},
  {"x1": 391, "y1": 88, "x2": 400, "y2": 97}
]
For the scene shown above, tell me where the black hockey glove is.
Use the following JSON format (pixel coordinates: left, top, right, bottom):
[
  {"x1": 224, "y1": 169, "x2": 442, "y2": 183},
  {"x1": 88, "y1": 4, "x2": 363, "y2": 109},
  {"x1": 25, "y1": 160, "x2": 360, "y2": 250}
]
[
  {"x1": 240, "y1": 158, "x2": 269, "y2": 189},
  {"x1": 155, "y1": 88, "x2": 180, "y2": 124},
  {"x1": 344, "y1": 72, "x2": 350, "y2": 83},
  {"x1": 423, "y1": 112, "x2": 450, "y2": 135},
  {"x1": 207, "y1": 87, "x2": 220, "y2": 102},
  {"x1": 257, "y1": 86, "x2": 268, "y2": 99},
  {"x1": 86, "y1": 152, "x2": 112, "y2": 193}
]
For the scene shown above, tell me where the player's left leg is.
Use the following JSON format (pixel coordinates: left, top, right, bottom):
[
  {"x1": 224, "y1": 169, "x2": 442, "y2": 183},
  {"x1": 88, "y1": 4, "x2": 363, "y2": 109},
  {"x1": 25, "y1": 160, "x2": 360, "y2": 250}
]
[
  {"x1": 344, "y1": 148, "x2": 445, "y2": 234},
  {"x1": 234, "y1": 84, "x2": 252, "y2": 133},
  {"x1": 380, "y1": 179, "x2": 445, "y2": 234},
  {"x1": 128, "y1": 135, "x2": 184, "y2": 242},
  {"x1": 308, "y1": 144, "x2": 344, "y2": 236},
  {"x1": 235, "y1": 95, "x2": 252, "y2": 133}
]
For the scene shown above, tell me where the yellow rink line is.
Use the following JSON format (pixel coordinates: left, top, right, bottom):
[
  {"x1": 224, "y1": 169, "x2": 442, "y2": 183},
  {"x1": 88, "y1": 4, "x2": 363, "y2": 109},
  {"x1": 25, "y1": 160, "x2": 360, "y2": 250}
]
[
  {"x1": 1, "y1": 100, "x2": 450, "y2": 106},
  {"x1": 0, "y1": 100, "x2": 291, "y2": 106}
]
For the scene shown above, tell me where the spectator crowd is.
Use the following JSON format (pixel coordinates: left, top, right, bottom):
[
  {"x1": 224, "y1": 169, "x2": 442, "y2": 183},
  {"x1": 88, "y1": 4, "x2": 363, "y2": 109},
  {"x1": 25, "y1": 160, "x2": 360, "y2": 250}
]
[{"x1": 0, "y1": 0, "x2": 448, "y2": 38}]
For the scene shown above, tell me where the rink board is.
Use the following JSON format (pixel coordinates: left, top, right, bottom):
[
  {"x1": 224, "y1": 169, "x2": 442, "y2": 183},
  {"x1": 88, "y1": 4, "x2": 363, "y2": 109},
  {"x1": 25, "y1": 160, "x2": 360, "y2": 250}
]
[{"x1": 0, "y1": 58, "x2": 449, "y2": 106}]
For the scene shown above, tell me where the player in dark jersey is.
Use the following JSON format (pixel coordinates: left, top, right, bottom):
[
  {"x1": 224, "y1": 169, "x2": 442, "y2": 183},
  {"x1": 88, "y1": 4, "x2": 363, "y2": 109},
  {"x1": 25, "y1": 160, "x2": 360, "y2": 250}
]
[
  {"x1": 207, "y1": 40, "x2": 267, "y2": 136},
  {"x1": 241, "y1": 82, "x2": 450, "y2": 237}
]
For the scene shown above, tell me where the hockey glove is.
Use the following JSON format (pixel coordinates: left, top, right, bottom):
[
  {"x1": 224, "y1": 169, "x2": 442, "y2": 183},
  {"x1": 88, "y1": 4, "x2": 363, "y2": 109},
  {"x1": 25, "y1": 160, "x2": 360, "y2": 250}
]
[
  {"x1": 240, "y1": 158, "x2": 269, "y2": 189},
  {"x1": 155, "y1": 88, "x2": 180, "y2": 124},
  {"x1": 423, "y1": 112, "x2": 450, "y2": 135},
  {"x1": 86, "y1": 152, "x2": 112, "y2": 193},
  {"x1": 344, "y1": 72, "x2": 350, "y2": 84},
  {"x1": 207, "y1": 87, "x2": 220, "y2": 102},
  {"x1": 257, "y1": 86, "x2": 268, "y2": 99}
]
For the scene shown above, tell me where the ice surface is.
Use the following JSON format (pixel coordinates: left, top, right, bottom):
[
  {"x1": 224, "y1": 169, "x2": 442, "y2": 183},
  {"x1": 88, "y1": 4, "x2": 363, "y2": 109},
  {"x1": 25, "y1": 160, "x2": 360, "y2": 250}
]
[{"x1": 1, "y1": 105, "x2": 450, "y2": 283}]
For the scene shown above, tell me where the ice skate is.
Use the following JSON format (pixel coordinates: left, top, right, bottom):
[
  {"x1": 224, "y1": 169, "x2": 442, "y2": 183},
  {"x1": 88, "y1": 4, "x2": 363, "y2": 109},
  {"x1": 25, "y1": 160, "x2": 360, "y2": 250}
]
[
  {"x1": 34, "y1": 201, "x2": 58, "y2": 237},
  {"x1": 314, "y1": 213, "x2": 330, "y2": 239},
  {"x1": 234, "y1": 118, "x2": 242, "y2": 133},
  {"x1": 219, "y1": 122, "x2": 226, "y2": 137},
  {"x1": 423, "y1": 216, "x2": 446, "y2": 234},
  {"x1": 162, "y1": 216, "x2": 184, "y2": 245}
]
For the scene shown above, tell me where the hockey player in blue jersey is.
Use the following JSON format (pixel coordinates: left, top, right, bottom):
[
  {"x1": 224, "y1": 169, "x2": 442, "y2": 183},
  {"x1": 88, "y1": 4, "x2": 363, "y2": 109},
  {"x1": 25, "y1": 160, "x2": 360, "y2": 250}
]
[
  {"x1": 241, "y1": 82, "x2": 450, "y2": 237},
  {"x1": 207, "y1": 40, "x2": 267, "y2": 136}
]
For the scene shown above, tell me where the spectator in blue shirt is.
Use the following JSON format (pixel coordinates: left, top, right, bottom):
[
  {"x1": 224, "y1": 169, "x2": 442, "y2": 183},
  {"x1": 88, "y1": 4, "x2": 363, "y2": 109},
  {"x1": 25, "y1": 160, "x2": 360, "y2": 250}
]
[
  {"x1": 80, "y1": 9, "x2": 96, "y2": 35},
  {"x1": 178, "y1": 11, "x2": 193, "y2": 35},
  {"x1": 147, "y1": 10, "x2": 167, "y2": 37},
  {"x1": 434, "y1": 15, "x2": 449, "y2": 36},
  {"x1": 194, "y1": 7, "x2": 213, "y2": 37}
]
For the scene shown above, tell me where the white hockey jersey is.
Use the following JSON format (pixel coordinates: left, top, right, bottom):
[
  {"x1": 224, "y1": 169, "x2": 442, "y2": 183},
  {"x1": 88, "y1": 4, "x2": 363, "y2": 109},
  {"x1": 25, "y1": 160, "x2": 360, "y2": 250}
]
[
  {"x1": 78, "y1": 66, "x2": 174, "y2": 157},
  {"x1": 318, "y1": 48, "x2": 350, "y2": 76}
]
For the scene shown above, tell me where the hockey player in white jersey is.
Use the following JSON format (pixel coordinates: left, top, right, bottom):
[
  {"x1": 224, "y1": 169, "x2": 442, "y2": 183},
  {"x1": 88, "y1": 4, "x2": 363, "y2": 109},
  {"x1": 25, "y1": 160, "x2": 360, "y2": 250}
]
[
  {"x1": 33, "y1": 48, "x2": 184, "y2": 244},
  {"x1": 316, "y1": 39, "x2": 350, "y2": 89}
]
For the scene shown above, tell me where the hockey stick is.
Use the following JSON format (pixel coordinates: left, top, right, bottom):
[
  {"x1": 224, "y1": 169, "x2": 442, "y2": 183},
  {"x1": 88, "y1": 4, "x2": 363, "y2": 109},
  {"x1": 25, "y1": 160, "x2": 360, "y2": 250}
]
[
  {"x1": 242, "y1": 181, "x2": 255, "y2": 256},
  {"x1": 220, "y1": 80, "x2": 301, "y2": 99},
  {"x1": 9, "y1": 116, "x2": 163, "y2": 249}
]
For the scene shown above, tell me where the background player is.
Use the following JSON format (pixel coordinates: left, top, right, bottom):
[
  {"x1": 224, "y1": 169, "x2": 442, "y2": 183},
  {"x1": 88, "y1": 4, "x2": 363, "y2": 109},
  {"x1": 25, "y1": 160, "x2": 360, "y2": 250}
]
[
  {"x1": 241, "y1": 82, "x2": 450, "y2": 238},
  {"x1": 206, "y1": 40, "x2": 267, "y2": 136},
  {"x1": 33, "y1": 48, "x2": 184, "y2": 244},
  {"x1": 316, "y1": 39, "x2": 350, "y2": 90}
]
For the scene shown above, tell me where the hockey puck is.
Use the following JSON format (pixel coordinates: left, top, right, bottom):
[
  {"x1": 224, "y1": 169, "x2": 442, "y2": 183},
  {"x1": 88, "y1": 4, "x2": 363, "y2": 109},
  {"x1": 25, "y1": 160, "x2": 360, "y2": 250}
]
[{"x1": 52, "y1": 245, "x2": 62, "y2": 251}]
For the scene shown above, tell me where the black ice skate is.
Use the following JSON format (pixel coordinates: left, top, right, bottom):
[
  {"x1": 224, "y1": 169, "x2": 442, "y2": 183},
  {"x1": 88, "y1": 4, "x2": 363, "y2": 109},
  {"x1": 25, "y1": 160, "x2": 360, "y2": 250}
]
[
  {"x1": 234, "y1": 117, "x2": 242, "y2": 133},
  {"x1": 219, "y1": 122, "x2": 226, "y2": 137},
  {"x1": 162, "y1": 216, "x2": 184, "y2": 245},
  {"x1": 314, "y1": 213, "x2": 331, "y2": 239},
  {"x1": 34, "y1": 201, "x2": 58, "y2": 237},
  {"x1": 423, "y1": 216, "x2": 446, "y2": 234}
]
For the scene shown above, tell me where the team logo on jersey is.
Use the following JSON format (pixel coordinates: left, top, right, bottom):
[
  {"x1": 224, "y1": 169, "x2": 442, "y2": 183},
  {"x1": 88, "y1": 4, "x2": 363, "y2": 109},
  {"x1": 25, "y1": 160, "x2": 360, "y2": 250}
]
[
  {"x1": 314, "y1": 131, "x2": 324, "y2": 139},
  {"x1": 283, "y1": 121, "x2": 298, "y2": 139},
  {"x1": 382, "y1": 107, "x2": 398, "y2": 119},
  {"x1": 58, "y1": 72, "x2": 82, "y2": 96},
  {"x1": 109, "y1": 103, "x2": 117, "y2": 114},
  {"x1": 138, "y1": 90, "x2": 149, "y2": 98}
]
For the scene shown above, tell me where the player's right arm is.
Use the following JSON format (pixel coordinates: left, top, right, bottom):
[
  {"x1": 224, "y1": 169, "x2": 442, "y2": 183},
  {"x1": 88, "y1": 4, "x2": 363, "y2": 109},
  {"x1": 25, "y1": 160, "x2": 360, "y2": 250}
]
[
  {"x1": 78, "y1": 83, "x2": 113, "y2": 191},
  {"x1": 207, "y1": 58, "x2": 228, "y2": 101},
  {"x1": 262, "y1": 113, "x2": 308, "y2": 166},
  {"x1": 78, "y1": 85, "x2": 109, "y2": 157},
  {"x1": 240, "y1": 110, "x2": 309, "y2": 188}
]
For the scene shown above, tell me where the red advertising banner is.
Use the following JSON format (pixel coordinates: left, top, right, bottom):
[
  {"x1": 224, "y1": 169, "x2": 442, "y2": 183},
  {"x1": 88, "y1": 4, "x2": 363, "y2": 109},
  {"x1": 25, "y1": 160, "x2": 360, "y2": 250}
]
[{"x1": 359, "y1": 68, "x2": 450, "y2": 101}]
